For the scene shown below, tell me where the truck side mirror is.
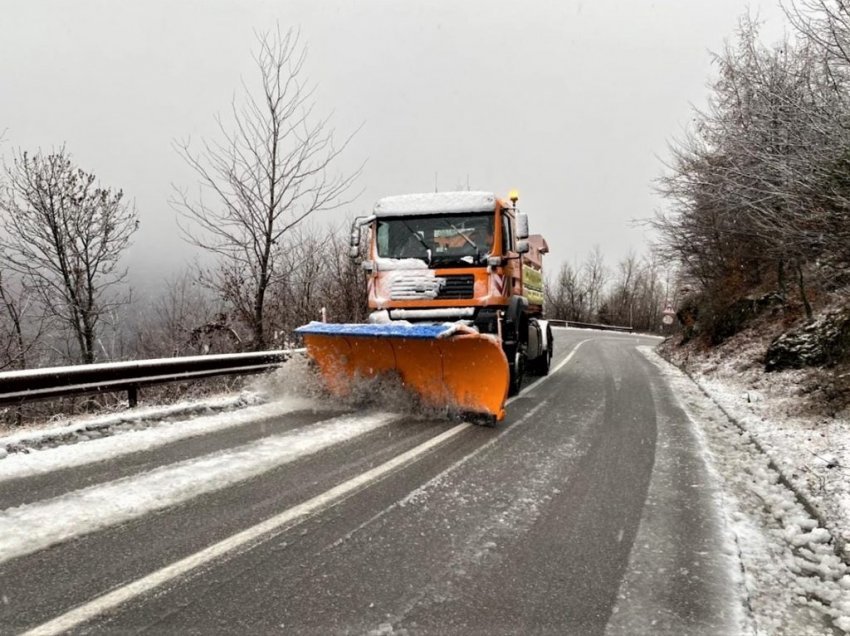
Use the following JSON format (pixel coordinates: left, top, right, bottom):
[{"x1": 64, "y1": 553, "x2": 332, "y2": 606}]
[
  {"x1": 516, "y1": 212, "x2": 529, "y2": 240},
  {"x1": 349, "y1": 221, "x2": 362, "y2": 259},
  {"x1": 516, "y1": 240, "x2": 530, "y2": 254}
]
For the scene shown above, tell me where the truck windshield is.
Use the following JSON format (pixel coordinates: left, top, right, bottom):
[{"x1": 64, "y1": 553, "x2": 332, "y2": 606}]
[{"x1": 376, "y1": 214, "x2": 494, "y2": 265}]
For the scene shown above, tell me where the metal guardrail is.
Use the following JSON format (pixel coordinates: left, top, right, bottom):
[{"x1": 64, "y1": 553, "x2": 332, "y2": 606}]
[
  {"x1": 547, "y1": 319, "x2": 633, "y2": 333},
  {"x1": 0, "y1": 320, "x2": 635, "y2": 409},
  {"x1": 0, "y1": 349, "x2": 303, "y2": 407}
]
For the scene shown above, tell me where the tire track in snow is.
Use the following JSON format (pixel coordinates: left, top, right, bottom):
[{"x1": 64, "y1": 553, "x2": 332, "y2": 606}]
[
  {"x1": 0, "y1": 411, "x2": 397, "y2": 566},
  {"x1": 0, "y1": 397, "x2": 323, "y2": 483},
  {"x1": 22, "y1": 337, "x2": 593, "y2": 636}
]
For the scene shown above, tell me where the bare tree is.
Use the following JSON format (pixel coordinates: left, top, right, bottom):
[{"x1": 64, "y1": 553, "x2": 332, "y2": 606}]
[
  {"x1": 319, "y1": 224, "x2": 368, "y2": 325},
  {"x1": 654, "y1": 15, "x2": 850, "y2": 329},
  {"x1": 544, "y1": 248, "x2": 610, "y2": 323},
  {"x1": 127, "y1": 272, "x2": 225, "y2": 358},
  {"x1": 0, "y1": 271, "x2": 47, "y2": 371},
  {"x1": 545, "y1": 262, "x2": 583, "y2": 321},
  {"x1": 784, "y1": 0, "x2": 850, "y2": 70},
  {"x1": 260, "y1": 223, "x2": 367, "y2": 342},
  {"x1": 173, "y1": 27, "x2": 360, "y2": 350},
  {"x1": 598, "y1": 252, "x2": 667, "y2": 331},
  {"x1": 0, "y1": 148, "x2": 138, "y2": 364},
  {"x1": 582, "y1": 246, "x2": 609, "y2": 320}
]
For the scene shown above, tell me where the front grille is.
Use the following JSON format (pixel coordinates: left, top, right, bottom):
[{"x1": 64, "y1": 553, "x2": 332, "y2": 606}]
[
  {"x1": 437, "y1": 275, "x2": 474, "y2": 299},
  {"x1": 389, "y1": 273, "x2": 442, "y2": 300}
]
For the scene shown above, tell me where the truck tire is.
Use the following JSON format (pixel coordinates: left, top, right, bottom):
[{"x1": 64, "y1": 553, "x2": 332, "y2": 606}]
[
  {"x1": 533, "y1": 343, "x2": 552, "y2": 375},
  {"x1": 506, "y1": 316, "x2": 527, "y2": 396},
  {"x1": 508, "y1": 343, "x2": 526, "y2": 396},
  {"x1": 530, "y1": 324, "x2": 553, "y2": 376},
  {"x1": 503, "y1": 299, "x2": 527, "y2": 396}
]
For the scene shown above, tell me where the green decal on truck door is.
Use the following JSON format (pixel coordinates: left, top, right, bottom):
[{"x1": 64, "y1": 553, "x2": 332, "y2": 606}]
[{"x1": 522, "y1": 265, "x2": 544, "y2": 305}]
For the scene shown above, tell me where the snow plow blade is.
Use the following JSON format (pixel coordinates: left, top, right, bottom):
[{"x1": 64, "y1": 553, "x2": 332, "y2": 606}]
[{"x1": 295, "y1": 322, "x2": 509, "y2": 421}]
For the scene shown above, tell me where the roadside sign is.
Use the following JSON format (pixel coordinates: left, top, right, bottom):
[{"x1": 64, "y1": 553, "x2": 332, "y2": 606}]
[{"x1": 662, "y1": 303, "x2": 675, "y2": 327}]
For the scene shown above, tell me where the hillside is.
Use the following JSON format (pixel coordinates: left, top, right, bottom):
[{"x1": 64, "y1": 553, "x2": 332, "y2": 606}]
[{"x1": 659, "y1": 297, "x2": 850, "y2": 552}]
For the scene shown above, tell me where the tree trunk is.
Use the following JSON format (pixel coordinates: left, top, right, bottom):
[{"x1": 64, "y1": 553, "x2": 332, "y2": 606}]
[
  {"x1": 83, "y1": 318, "x2": 96, "y2": 364},
  {"x1": 777, "y1": 258, "x2": 788, "y2": 305},
  {"x1": 796, "y1": 261, "x2": 813, "y2": 321}
]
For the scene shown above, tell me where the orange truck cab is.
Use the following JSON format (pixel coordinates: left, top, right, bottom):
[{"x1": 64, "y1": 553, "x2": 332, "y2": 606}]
[{"x1": 351, "y1": 190, "x2": 553, "y2": 393}]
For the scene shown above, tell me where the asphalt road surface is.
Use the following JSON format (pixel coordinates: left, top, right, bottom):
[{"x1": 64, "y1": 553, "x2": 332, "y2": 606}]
[{"x1": 0, "y1": 329, "x2": 743, "y2": 635}]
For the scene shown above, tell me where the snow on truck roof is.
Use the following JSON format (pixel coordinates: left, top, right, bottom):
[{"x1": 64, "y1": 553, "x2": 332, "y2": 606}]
[{"x1": 373, "y1": 191, "x2": 498, "y2": 217}]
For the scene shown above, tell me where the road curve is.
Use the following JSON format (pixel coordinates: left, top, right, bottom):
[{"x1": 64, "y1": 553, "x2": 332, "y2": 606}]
[{"x1": 0, "y1": 329, "x2": 743, "y2": 635}]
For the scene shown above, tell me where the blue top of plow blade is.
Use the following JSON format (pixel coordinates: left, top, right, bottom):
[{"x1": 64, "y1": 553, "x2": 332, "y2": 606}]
[{"x1": 295, "y1": 322, "x2": 452, "y2": 340}]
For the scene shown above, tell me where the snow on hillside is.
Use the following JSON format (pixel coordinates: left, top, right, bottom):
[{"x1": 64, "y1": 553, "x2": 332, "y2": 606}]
[
  {"x1": 643, "y1": 346, "x2": 850, "y2": 634},
  {"x1": 658, "y1": 325, "x2": 850, "y2": 587},
  {"x1": 662, "y1": 331, "x2": 850, "y2": 533}
]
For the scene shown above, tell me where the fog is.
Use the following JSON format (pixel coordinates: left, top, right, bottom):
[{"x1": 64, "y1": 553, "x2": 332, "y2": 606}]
[{"x1": 0, "y1": 0, "x2": 788, "y2": 294}]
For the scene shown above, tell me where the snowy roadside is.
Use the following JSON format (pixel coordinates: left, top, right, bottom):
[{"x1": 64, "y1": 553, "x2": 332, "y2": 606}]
[
  {"x1": 660, "y1": 336, "x2": 850, "y2": 551},
  {"x1": 0, "y1": 392, "x2": 265, "y2": 459},
  {"x1": 0, "y1": 356, "x2": 325, "y2": 461},
  {"x1": 0, "y1": 395, "x2": 324, "y2": 481},
  {"x1": 0, "y1": 411, "x2": 398, "y2": 565},
  {"x1": 641, "y1": 346, "x2": 850, "y2": 635}
]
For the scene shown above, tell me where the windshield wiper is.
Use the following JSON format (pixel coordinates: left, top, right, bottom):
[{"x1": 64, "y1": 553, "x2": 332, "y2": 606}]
[
  {"x1": 401, "y1": 221, "x2": 432, "y2": 264},
  {"x1": 444, "y1": 221, "x2": 477, "y2": 249}
]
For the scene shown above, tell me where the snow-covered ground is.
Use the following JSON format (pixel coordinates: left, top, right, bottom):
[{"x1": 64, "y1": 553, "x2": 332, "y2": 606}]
[
  {"x1": 645, "y1": 345, "x2": 850, "y2": 634},
  {"x1": 0, "y1": 354, "x2": 326, "y2": 459},
  {"x1": 0, "y1": 395, "x2": 323, "y2": 481},
  {"x1": 0, "y1": 410, "x2": 398, "y2": 564},
  {"x1": 6, "y1": 330, "x2": 849, "y2": 632},
  {"x1": 661, "y1": 333, "x2": 850, "y2": 550},
  {"x1": 0, "y1": 393, "x2": 263, "y2": 457}
]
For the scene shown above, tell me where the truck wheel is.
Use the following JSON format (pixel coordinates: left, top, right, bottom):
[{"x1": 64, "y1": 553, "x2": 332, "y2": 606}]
[
  {"x1": 535, "y1": 343, "x2": 552, "y2": 375},
  {"x1": 535, "y1": 326, "x2": 553, "y2": 376},
  {"x1": 508, "y1": 345, "x2": 526, "y2": 396},
  {"x1": 503, "y1": 306, "x2": 527, "y2": 396}
]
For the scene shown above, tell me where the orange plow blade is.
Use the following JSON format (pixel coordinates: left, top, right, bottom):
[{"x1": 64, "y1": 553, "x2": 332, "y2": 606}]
[{"x1": 295, "y1": 322, "x2": 509, "y2": 421}]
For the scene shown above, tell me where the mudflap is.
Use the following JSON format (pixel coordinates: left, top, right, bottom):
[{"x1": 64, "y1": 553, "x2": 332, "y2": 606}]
[{"x1": 295, "y1": 322, "x2": 509, "y2": 421}]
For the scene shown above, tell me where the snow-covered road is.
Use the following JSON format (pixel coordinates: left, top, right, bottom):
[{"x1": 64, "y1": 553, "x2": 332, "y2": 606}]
[
  {"x1": 0, "y1": 329, "x2": 841, "y2": 634},
  {"x1": 0, "y1": 411, "x2": 398, "y2": 565}
]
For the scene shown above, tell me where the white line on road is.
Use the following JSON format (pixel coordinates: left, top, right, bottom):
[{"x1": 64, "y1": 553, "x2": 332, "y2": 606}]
[
  {"x1": 0, "y1": 397, "x2": 323, "y2": 482},
  {"x1": 515, "y1": 337, "x2": 589, "y2": 397},
  {"x1": 23, "y1": 422, "x2": 470, "y2": 636},
  {"x1": 1, "y1": 412, "x2": 397, "y2": 567},
  {"x1": 25, "y1": 337, "x2": 590, "y2": 636}
]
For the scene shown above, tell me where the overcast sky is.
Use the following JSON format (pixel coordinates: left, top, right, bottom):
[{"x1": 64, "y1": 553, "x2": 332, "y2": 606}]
[{"x1": 1, "y1": 0, "x2": 789, "y2": 294}]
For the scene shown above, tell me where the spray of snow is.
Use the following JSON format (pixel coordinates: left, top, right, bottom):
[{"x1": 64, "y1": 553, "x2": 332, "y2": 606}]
[
  {"x1": 0, "y1": 411, "x2": 398, "y2": 565},
  {"x1": 258, "y1": 349, "x2": 468, "y2": 421},
  {"x1": 345, "y1": 371, "x2": 468, "y2": 421},
  {"x1": 249, "y1": 354, "x2": 329, "y2": 401}
]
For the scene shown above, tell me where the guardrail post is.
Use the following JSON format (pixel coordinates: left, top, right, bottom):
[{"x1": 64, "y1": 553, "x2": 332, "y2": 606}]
[{"x1": 128, "y1": 385, "x2": 138, "y2": 408}]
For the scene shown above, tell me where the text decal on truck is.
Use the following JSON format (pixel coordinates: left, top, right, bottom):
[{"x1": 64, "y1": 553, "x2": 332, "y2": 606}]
[{"x1": 522, "y1": 265, "x2": 544, "y2": 306}]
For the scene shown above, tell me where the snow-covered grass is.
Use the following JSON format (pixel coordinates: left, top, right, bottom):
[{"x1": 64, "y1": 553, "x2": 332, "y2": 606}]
[
  {"x1": 643, "y1": 346, "x2": 850, "y2": 633},
  {"x1": 0, "y1": 411, "x2": 399, "y2": 565}
]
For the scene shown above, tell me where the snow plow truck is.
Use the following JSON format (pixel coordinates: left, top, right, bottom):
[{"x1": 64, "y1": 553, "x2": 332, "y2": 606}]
[{"x1": 296, "y1": 190, "x2": 552, "y2": 422}]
